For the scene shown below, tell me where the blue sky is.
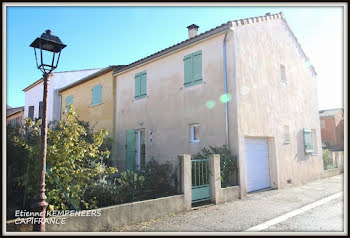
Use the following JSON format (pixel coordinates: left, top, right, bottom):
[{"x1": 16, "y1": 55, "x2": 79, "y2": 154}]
[{"x1": 6, "y1": 6, "x2": 344, "y2": 110}]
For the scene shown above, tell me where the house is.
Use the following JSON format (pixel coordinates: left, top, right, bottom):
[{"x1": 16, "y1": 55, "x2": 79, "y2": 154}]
[
  {"x1": 58, "y1": 65, "x2": 125, "y2": 133},
  {"x1": 319, "y1": 108, "x2": 344, "y2": 150},
  {"x1": 23, "y1": 68, "x2": 102, "y2": 123},
  {"x1": 6, "y1": 106, "x2": 24, "y2": 127},
  {"x1": 58, "y1": 12, "x2": 324, "y2": 197},
  {"x1": 112, "y1": 12, "x2": 323, "y2": 197}
]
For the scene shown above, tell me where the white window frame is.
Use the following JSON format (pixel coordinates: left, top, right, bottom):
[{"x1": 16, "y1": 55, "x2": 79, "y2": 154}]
[
  {"x1": 190, "y1": 124, "x2": 200, "y2": 143},
  {"x1": 311, "y1": 129, "x2": 318, "y2": 155},
  {"x1": 283, "y1": 125, "x2": 290, "y2": 144}
]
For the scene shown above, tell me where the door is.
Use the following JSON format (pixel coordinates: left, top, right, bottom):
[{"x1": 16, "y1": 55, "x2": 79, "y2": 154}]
[
  {"x1": 136, "y1": 129, "x2": 145, "y2": 171},
  {"x1": 191, "y1": 158, "x2": 210, "y2": 203},
  {"x1": 245, "y1": 138, "x2": 270, "y2": 192},
  {"x1": 126, "y1": 129, "x2": 136, "y2": 171}
]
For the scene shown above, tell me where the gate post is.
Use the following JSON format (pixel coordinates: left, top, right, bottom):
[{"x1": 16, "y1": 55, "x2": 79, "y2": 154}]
[
  {"x1": 209, "y1": 154, "x2": 221, "y2": 204},
  {"x1": 178, "y1": 154, "x2": 191, "y2": 210}
]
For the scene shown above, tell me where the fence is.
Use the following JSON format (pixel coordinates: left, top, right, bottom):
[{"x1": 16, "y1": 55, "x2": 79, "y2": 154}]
[{"x1": 7, "y1": 154, "x2": 240, "y2": 232}]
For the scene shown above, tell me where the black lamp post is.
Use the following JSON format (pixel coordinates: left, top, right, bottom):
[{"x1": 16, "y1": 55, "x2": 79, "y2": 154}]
[{"x1": 29, "y1": 30, "x2": 66, "y2": 232}]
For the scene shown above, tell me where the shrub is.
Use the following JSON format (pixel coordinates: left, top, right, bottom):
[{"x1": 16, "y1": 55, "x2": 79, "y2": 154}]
[
  {"x1": 142, "y1": 158, "x2": 174, "y2": 193},
  {"x1": 8, "y1": 106, "x2": 117, "y2": 212},
  {"x1": 193, "y1": 145, "x2": 238, "y2": 187},
  {"x1": 323, "y1": 149, "x2": 334, "y2": 170}
]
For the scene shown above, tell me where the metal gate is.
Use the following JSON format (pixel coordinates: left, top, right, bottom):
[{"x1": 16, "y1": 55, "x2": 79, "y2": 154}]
[{"x1": 191, "y1": 158, "x2": 210, "y2": 203}]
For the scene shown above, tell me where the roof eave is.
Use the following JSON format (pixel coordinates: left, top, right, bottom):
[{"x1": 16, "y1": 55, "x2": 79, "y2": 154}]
[
  {"x1": 58, "y1": 65, "x2": 125, "y2": 93},
  {"x1": 113, "y1": 21, "x2": 232, "y2": 76}
]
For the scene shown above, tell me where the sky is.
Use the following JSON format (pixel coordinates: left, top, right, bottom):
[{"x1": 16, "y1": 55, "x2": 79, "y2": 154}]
[{"x1": 5, "y1": 5, "x2": 344, "y2": 110}]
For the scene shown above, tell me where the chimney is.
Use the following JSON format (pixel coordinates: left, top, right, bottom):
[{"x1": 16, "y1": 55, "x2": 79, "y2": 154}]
[
  {"x1": 265, "y1": 12, "x2": 271, "y2": 16},
  {"x1": 187, "y1": 24, "x2": 199, "y2": 39}
]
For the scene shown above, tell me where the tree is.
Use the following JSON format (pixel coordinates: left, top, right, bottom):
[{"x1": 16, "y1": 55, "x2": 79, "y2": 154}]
[{"x1": 10, "y1": 105, "x2": 117, "y2": 211}]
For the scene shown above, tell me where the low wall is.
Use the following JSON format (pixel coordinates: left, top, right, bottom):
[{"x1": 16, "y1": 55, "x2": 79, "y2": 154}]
[
  {"x1": 7, "y1": 194, "x2": 186, "y2": 232},
  {"x1": 323, "y1": 168, "x2": 341, "y2": 178},
  {"x1": 47, "y1": 194, "x2": 185, "y2": 232},
  {"x1": 219, "y1": 186, "x2": 239, "y2": 204}
]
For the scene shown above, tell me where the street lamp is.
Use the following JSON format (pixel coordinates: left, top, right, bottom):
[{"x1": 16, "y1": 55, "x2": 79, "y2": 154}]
[{"x1": 29, "y1": 30, "x2": 66, "y2": 232}]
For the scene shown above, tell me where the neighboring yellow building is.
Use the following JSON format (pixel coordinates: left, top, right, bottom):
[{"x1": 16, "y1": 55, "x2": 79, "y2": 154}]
[{"x1": 58, "y1": 65, "x2": 124, "y2": 135}]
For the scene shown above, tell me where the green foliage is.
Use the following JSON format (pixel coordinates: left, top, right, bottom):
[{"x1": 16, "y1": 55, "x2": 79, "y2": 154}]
[
  {"x1": 8, "y1": 105, "x2": 117, "y2": 211},
  {"x1": 142, "y1": 158, "x2": 173, "y2": 192},
  {"x1": 323, "y1": 149, "x2": 334, "y2": 170},
  {"x1": 83, "y1": 159, "x2": 175, "y2": 207},
  {"x1": 193, "y1": 145, "x2": 238, "y2": 187}
]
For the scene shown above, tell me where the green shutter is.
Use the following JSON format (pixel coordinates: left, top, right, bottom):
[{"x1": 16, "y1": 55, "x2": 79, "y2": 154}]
[
  {"x1": 92, "y1": 85, "x2": 102, "y2": 105},
  {"x1": 126, "y1": 129, "x2": 136, "y2": 171},
  {"x1": 140, "y1": 72, "x2": 147, "y2": 97},
  {"x1": 135, "y1": 74, "x2": 141, "y2": 99},
  {"x1": 184, "y1": 54, "x2": 193, "y2": 87},
  {"x1": 192, "y1": 50, "x2": 202, "y2": 83},
  {"x1": 66, "y1": 96, "x2": 73, "y2": 111},
  {"x1": 303, "y1": 128, "x2": 313, "y2": 154}
]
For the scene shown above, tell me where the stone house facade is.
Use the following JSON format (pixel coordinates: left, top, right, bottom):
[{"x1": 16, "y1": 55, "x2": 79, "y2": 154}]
[{"x1": 112, "y1": 12, "x2": 323, "y2": 197}]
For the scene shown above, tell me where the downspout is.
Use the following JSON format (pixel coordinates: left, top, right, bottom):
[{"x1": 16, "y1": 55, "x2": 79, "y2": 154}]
[
  {"x1": 223, "y1": 24, "x2": 230, "y2": 146},
  {"x1": 58, "y1": 92, "x2": 62, "y2": 121}
]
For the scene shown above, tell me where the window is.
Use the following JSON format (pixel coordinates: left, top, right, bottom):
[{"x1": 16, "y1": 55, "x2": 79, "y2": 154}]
[
  {"x1": 184, "y1": 50, "x2": 202, "y2": 87},
  {"x1": 65, "y1": 95, "x2": 73, "y2": 112},
  {"x1": 280, "y1": 65, "x2": 287, "y2": 84},
  {"x1": 283, "y1": 125, "x2": 290, "y2": 144},
  {"x1": 39, "y1": 101, "x2": 43, "y2": 119},
  {"x1": 320, "y1": 120, "x2": 325, "y2": 129},
  {"x1": 190, "y1": 124, "x2": 200, "y2": 143},
  {"x1": 92, "y1": 84, "x2": 102, "y2": 105},
  {"x1": 18, "y1": 116, "x2": 22, "y2": 126},
  {"x1": 28, "y1": 106, "x2": 34, "y2": 120},
  {"x1": 311, "y1": 129, "x2": 318, "y2": 154},
  {"x1": 135, "y1": 71, "x2": 147, "y2": 99},
  {"x1": 303, "y1": 128, "x2": 317, "y2": 154}
]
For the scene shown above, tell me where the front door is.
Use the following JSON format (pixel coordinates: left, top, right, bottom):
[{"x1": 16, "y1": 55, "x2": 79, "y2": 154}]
[
  {"x1": 126, "y1": 129, "x2": 145, "y2": 171},
  {"x1": 136, "y1": 129, "x2": 146, "y2": 171}
]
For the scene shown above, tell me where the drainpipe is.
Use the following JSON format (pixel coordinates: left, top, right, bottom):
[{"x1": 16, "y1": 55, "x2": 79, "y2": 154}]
[
  {"x1": 223, "y1": 24, "x2": 230, "y2": 146},
  {"x1": 58, "y1": 92, "x2": 62, "y2": 121}
]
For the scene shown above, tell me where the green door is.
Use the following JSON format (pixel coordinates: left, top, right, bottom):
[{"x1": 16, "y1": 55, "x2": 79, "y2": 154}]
[{"x1": 126, "y1": 129, "x2": 136, "y2": 171}]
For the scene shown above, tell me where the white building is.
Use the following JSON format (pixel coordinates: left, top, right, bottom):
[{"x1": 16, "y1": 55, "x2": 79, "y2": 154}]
[{"x1": 23, "y1": 68, "x2": 102, "y2": 123}]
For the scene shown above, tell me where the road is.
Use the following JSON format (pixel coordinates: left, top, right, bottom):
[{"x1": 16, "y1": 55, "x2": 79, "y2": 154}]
[
  {"x1": 114, "y1": 175, "x2": 345, "y2": 233},
  {"x1": 265, "y1": 196, "x2": 343, "y2": 232}
]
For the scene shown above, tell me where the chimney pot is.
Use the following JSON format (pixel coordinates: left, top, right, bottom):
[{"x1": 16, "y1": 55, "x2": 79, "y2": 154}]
[
  {"x1": 187, "y1": 24, "x2": 199, "y2": 39},
  {"x1": 265, "y1": 12, "x2": 271, "y2": 16}
]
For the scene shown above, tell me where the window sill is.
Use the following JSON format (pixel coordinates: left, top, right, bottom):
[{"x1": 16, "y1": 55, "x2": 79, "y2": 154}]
[
  {"x1": 190, "y1": 141, "x2": 200, "y2": 144},
  {"x1": 134, "y1": 95, "x2": 147, "y2": 100},
  {"x1": 184, "y1": 80, "x2": 203, "y2": 88},
  {"x1": 283, "y1": 141, "x2": 291, "y2": 145},
  {"x1": 91, "y1": 102, "x2": 103, "y2": 107}
]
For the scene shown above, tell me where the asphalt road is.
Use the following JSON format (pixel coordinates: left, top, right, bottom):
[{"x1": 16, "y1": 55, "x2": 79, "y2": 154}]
[
  {"x1": 265, "y1": 196, "x2": 344, "y2": 232},
  {"x1": 114, "y1": 175, "x2": 344, "y2": 233}
]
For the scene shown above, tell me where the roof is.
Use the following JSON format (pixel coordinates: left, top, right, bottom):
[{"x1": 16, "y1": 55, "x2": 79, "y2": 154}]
[
  {"x1": 113, "y1": 12, "x2": 316, "y2": 76},
  {"x1": 6, "y1": 106, "x2": 24, "y2": 117},
  {"x1": 58, "y1": 65, "x2": 125, "y2": 93},
  {"x1": 319, "y1": 108, "x2": 344, "y2": 118},
  {"x1": 22, "y1": 68, "x2": 103, "y2": 92}
]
